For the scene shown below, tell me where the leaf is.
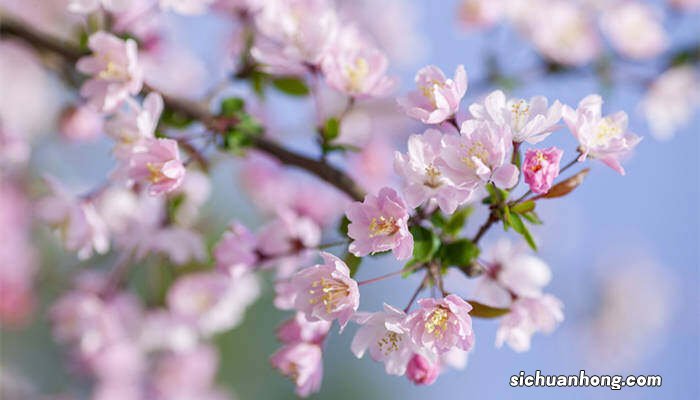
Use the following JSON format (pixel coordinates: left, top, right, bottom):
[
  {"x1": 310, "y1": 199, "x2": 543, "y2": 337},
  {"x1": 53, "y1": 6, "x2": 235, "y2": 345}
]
[
  {"x1": 344, "y1": 252, "x2": 362, "y2": 278},
  {"x1": 220, "y1": 97, "x2": 245, "y2": 117},
  {"x1": 322, "y1": 117, "x2": 340, "y2": 141},
  {"x1": 272, "y1": 77, "x2": 310, "y2": 96},
  {"x1": 439, "y1": 239, "x2": 480, "y2": 267},
  {"x1": 409, "y1": 225, "x2": 440, "y2": 263},
  {"x1": 337, "y1": 216, "x2": 350, "y2": 237},
  {"x1": 502, "y1": 205, "x2": 511, "y2": 231},
  {"x1": 430, "y1": 212, "x2": 447, "y2": 229},
  {"x1": 468, "y1": 301, "x2": 510, "y2": 318},
  {"x1": 511, "y1": 200, "x2": 535, "y2": 214},
  {"x1": 443, "y1": 206, "x2": 473, "y2": 237},
  {"x1": 520, "y1": 211, "x2": 543, "y2": 225},
  {"x1": 160, "y1": 108, "x2": 194, "y2": 129},
  {"x1": 542, "y1": 168, "x2": 590, "y2": 199},
  {"x1": 507, "y1": 212, "x2": 537, "y2": 251}
]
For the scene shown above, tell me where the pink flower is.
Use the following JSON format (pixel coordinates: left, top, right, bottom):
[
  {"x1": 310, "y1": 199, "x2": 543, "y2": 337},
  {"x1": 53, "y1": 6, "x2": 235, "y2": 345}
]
[
  {"x1": 153, "y1": 345, "x2": 224, "y2": 399},
  {"x1": 439, "y1": 120, "x2": 519, "y2": 189},
  {"x1": 105, "y1": 93, "x2": 163, "y2": 158},
  {"x1": 68, "y1": 0, "x2": 137, "y2": 14},
  {"x1": 600, "y1": 2, "x2": 668, "y2": 60},
  {"x1": 406, "y1": 353, "x2": 440, "y2": 385},
  {"x1": 475, "y1": 239, "x2": 552, "y2": 308},
  {"x1": 398, "y1": 65, "x2": 468, "y2": 124},
  {"x1": 496, "y1": 294, "x2": 564, "y2": 352},
  {"x1": 321, "y1": 27, "x2": 396, "y2": 99},
  {"x1": 270, "y1": 342, "x2": 323, "y2": 398},
  {"x1": 346, "y1": 187, "x2": 413, "y2": 260},
  {"x1": 404, "y1": 294, "x2": 475, "y2": 354},
  {"x1": 77, "y1": 32, "x2": 143, "y2": 112},
  {"x1": 522, "y1": 147, "x2": 563, "y2": 194},
  {"x1": 458, "y1": 0, "x2": 503, "y2": 29},
  {"x1": 562, "y1": 94, "x2": 642, "y2": 175},
  {"x1": 394, "y1": 129, "x2": 475, "y2": 213},
  {"x1": 277, "y1": 312, "x2": 331, "y2": 345},
  {"x1": 166, "y1": 269, "x2": 260, "y2": 336},
  {"x1": 525, "y1": 1, "x2": 601, "y2": 66},
  {"x1": 257, "y1": 210, "x2": 321, "y2": 277},
  {"x1": 59, "y1": 105, "x2": 104, "y2": 142},
  {"x1": 37, "y1": 177, "x2": 109, "y2": 260},
  {"x1": 641, "y1": 66, "x2": 700, "y2": 140},
  {"x1": 251, "y1": 0, "x2": 339, "y2": 75},
  {"x1": 468, "y1": 90, "x2": 562, "y2": 144},
  {"x1": 159, "y1": 0, "x2": 215, "y2": 15},
  {"x1": 213, "y1": 222, "x2": 259, "y2": 273},
  {"x1": 126, "y1": 138, "x2": 185, "y2": 195},
  {"x1": 290, "y1": 252, "x2": 359, "y2": 330},
  {"x1": 351, "y1": 304, "x2": 414, "y2": 375}
]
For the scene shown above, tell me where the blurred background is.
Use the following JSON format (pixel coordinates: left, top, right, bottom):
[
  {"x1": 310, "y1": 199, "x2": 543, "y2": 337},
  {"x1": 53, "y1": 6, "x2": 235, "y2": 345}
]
[{"x1": 1, "y1": 0, "x2": 698, "y2": 399}]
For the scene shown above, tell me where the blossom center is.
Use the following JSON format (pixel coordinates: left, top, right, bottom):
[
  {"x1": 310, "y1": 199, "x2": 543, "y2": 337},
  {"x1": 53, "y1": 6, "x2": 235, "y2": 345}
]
[
  {"x1": 510, "y1": 100, "x2": 530, "y2": 132},
  {"x1": 529, "y1": 151, "x2": 546, "y2": 173},
  {"x1": 425, "y1": 306, "x2": 450, "y2": 339},
  {"x1": 369, "y1": 216, "x2": 399, "y2": 237},
  {"x1": 345, "y1": 57, "x2": 369, "y2": 92},
  {"x1": 460, "y1": 141, "x2": 489, "y2": 170},
  {"x1": 308, "y1": 277, "x2": 350, "y2": 313},
  {"x1": 98, "y1": 61, "x2": 128, "y2": 81},
  {"x1": 146, "y1": 162, "x2": 167, "y2": 183},
  {"x1": 593, "y1": 117, "x2": 622, "y2": 146},
  {"x1": 377, "y1": 331, "x2": 402, "y2": 356},
  {"x1": 424, "y1": 164, "x2": 442, "y2": 188}
]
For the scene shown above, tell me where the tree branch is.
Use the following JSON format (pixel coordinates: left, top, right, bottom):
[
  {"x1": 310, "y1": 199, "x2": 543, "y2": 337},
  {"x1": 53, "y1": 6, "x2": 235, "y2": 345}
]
[{"x1": 0, "y1": 15, "x2": 365, "y2": 201}]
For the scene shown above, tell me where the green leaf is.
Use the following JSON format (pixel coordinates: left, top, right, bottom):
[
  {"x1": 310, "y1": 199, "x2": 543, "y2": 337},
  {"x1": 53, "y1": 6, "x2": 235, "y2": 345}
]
[
  {"x1": 344, "y1": 252, "x2": 362, "y2": 278},
  {"x1": 430, "y1": 212, "x2": 447, "y2": 229},
  {"x1": 439, "y1": 239, "x2": 480, "y2": 267},
  {"x1": 338, "y1": 216, "x2": 350, "y2": 237},
  {"x1": 485, "y1": 182, "x2": 509, "y2": 204},
  {"x1": 160, "y1": 108, "x2": 194, "y2": 129},
  {"x1": 468, "y1": 301, "x2": 510, "y2": 318},
  {"x1": 322, "y1": 117, "x2": 340, "y2": 141},
  {"x1": 502, "y1": 205, "x2": 511, "y2": 231},
  {"x1": 250, "y1": 70, "x2": 268, "y2": 97},
  {"x1": 520, "y1": 211, "x2": 543, "y2": 225},
  {"x1": 443, "y1": 207, "x2": 473, "y2": 237},
  {"x1": 507, "y1": 212, "x2": 537, "y2": 251},
  {"x1": 511, "y1": 200, "x2": 535, "y2": 214},
  {"x1": 272, "y1": 77, "x2": 309, "y2": 96},
  {"x1": 220, "y1": 97, "x2": 245, "y2": 117},
  {"x1": 409, "y1": 225, "x2": 440, "y2": 263}
]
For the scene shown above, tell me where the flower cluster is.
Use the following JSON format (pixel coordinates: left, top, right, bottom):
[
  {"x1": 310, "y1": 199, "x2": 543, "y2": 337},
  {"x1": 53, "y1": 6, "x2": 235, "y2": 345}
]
[{"x1": 0, "y1": 0, "x2": 659, "y2": 398}]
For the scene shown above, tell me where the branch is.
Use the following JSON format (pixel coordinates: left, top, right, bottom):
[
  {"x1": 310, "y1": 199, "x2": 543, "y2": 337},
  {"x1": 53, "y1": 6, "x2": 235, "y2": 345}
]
[{"x1": 0, "y1": 15, "x2": 365, "y2": 202}]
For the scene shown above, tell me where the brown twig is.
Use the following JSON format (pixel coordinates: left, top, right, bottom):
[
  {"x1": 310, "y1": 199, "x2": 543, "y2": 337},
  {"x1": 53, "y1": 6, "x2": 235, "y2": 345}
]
[{"x1": 0, "y1": 16, "x2": 365, "y2": 201}]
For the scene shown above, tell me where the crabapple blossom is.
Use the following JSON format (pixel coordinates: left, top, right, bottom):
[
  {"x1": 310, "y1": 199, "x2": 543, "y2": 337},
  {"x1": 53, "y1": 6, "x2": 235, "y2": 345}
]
[
  {"x1": 405, "y1": 294, "x2": 475, "y2": 354},
  {"x1": 76, "y1": 32, "x2": 143, "y2": 112},
  {"x1": 457, "y1": 0, "x2": 503, "y2": 29},
  {"x1": 126, "y1": 138, "x2": 185, "y2": 195},
  {"x1": 36, "y1": 177, "x2": 109, "y2": 260},
  {"x1": 346, "y1": 187, "x2": 413, "y2": 260},
  {"x1": 59, "y1": 105, "x2": 104, "y2": 142},
  {"x1": 105, "y1": 93, "x2": 163, "y2": 158},
  {"x1": 600, "y1": 2, "x2": 668, "y2": 60},
  {"x1": 406, "y1": 353, "x2": 440, "y2": 385},
  {"x1": 270, "y1": 342, "x2": 323, "y2": 397},
  {"x1": 351, "y1": 304, "x2": 414, "y2": 375},
  {"x1": 152, "y1": 345, "x2": 227, "y2": 400},
  {"x1": 641, "y1": 65, "x2": 700, "y2": 140},
  {"x1": 252, "y1": 0, "x2": 339, "y2": 75},
  {"x1": 290, "y1": 252, "x2": 359, "y2": 330},
  {"x1": 474, "y1": 239, "x2": 552, "y2": 308},
  {"x1": 394, "y1": 129, "x2": 475, "y2": 213},
  {"x1": 439, "y1": 120, "x2": 519, "y2": 190},
  {"x1": 159, "y1": 0, "x2": 215, "y2": 15},
  {"x1": 68, "y1": 0, "x2": 137, "y2": 14},
  {"x1": 563, "y1": 94, "x2": 642, "y2": 175},
  {"x1": 166, "y1": 269, "x2": 260, "y2": 336},
  {"x1": 257, "y1": 210, "x2": 322, "y2": 277},
  {"x1": 398, "y1": 65, "x2": 468, "y2": 124},
  {"x1": 522, "y1": 147, "x2": 564, "y2": 194},
  {"x1": 277, "y1": 312, "x2": 332, "y2": 345},
  {"x1": 213, "y1": 222, "x2": 259, "y2": 273},
  {"x1": 495, "y1": 294, "x2": 564, "y2": 352},
  {"x1": 321, "y1": 27, "x2": 396, "y2": 99},
  {"x1": 468, "y1": 90, "x2": 563, "y2": 144}
]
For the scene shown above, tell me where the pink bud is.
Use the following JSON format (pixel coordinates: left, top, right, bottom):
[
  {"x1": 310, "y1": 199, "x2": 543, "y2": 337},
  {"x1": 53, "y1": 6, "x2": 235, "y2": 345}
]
[
  {"x1": 406, "y1": 354, "x2": 439, "y2": 386},
  {"x1": 522, "y1": 147, "x2": 564, "y2": 194}
]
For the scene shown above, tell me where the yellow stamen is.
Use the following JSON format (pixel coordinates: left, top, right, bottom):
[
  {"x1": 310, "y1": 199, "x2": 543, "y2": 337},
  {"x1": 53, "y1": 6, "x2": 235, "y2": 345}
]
[
  {"x1": 308, "y1": 277, "x2": 350, "y2": 313},
  {"x1": 369, "y1": 216, "x2": 399, "y2": 237},
  {"x1": 425, "y1": 306, "x2": 450, "y2": 339}
]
